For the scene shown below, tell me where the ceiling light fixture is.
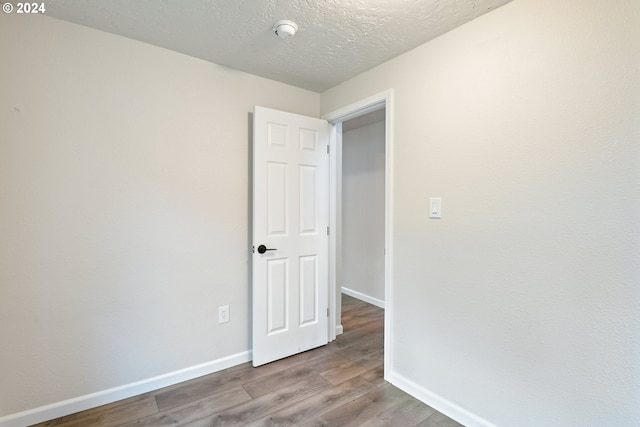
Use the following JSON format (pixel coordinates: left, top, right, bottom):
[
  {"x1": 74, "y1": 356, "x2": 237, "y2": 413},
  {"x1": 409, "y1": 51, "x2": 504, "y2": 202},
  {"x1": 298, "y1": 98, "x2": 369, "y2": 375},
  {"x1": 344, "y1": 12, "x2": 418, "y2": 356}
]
[{"x1": 273, "y1": 20, "x2": 298, "y2": 39}]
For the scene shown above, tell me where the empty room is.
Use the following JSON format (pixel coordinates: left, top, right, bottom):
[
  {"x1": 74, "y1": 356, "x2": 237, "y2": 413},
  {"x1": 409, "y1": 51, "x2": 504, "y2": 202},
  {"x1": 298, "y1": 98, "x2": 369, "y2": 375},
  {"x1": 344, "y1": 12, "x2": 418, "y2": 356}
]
[{"x1": 1, "y1": 0, "x2": 638, "y2": 426}]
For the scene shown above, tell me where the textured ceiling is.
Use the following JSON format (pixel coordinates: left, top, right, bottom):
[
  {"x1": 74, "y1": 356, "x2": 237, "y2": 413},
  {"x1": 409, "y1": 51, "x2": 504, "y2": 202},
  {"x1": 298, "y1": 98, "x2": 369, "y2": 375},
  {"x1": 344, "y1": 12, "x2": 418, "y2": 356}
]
[{"x1": 44, "y1": 0, "x2": 514, "y2": 92}]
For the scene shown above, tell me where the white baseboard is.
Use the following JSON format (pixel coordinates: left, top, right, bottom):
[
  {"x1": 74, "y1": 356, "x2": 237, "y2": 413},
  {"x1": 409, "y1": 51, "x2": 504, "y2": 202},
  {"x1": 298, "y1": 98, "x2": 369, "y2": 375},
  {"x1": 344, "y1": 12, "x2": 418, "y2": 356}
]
[
  {"x1": 385, "y1": 370, "x2": 498, "y2": 427},
  {"x1": 341, "y1": 286, "x2": 385, "y2": 309},
  {"x1": 336, "y1": 324, "x2": 343, "y2": 335},
  {"x1": 0, "y1": 351, "x2": 251, "y2": 427}
]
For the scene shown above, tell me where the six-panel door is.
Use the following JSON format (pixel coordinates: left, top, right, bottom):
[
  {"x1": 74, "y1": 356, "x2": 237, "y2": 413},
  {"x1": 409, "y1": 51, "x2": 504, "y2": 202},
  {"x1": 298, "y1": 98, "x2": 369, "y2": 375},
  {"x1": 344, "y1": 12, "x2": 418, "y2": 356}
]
[{"x1": 252, "y1": 106, "x2": 330, "y2": 367}]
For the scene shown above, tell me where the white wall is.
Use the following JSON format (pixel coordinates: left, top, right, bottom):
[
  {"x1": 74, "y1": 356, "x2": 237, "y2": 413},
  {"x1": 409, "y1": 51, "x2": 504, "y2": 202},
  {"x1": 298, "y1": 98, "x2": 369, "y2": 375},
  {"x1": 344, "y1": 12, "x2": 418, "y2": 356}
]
[
  {"x1": 341, "y1": 120, "x2": 385, "y2": 305},
  {"x1": 0, "y1": 14, "x2": 319, "y2": 421},
  {"x1": 323, "y1": 0, "x2": 639, "y2": 426}
]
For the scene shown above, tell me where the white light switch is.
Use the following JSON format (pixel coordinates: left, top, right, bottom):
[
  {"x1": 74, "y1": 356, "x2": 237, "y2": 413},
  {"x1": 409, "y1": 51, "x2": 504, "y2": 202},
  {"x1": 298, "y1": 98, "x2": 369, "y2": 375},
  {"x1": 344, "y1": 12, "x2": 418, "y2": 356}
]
[{"x1": 429, "y1": 197, "x2": 442, "y2": 219}]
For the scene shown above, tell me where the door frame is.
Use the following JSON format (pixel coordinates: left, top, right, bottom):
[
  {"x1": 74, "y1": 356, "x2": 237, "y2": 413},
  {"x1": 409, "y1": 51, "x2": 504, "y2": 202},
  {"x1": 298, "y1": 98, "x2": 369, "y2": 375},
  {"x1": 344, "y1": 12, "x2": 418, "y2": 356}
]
[{"x1": 323, "y1": 89, "x2": 394, "y2": 377}]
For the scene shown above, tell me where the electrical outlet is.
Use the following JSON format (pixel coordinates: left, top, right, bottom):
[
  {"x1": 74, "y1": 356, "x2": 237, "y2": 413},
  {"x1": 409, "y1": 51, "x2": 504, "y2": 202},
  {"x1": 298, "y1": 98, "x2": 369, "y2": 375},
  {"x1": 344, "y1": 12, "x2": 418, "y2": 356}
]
[{"x1": 218, "y1": 305, "x2": 230, "y2": 324}]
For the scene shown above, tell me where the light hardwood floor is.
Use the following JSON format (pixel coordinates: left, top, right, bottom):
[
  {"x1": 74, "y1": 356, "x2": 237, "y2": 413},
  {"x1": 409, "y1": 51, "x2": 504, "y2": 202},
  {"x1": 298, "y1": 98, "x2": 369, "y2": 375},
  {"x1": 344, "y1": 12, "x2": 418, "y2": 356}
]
[{"x1": 34, "y1": 295, "x2": 464, "y2": 427}]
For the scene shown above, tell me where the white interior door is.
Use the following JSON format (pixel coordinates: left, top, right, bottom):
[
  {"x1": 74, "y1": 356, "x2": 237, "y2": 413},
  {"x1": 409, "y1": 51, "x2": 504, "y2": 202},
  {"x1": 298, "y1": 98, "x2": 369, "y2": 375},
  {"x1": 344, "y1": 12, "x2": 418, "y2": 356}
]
[{"x1": 252, "y1": 106, "x2": 330, "y2": 367}]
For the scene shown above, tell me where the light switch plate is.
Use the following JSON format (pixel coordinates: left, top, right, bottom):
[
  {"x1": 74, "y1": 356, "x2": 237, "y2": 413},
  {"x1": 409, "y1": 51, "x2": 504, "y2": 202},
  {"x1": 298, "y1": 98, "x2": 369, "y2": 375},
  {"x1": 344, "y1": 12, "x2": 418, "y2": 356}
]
[
  {"x1": 429, "y1": 197, "x2": 442, "y2": 219},
  {"x1": 218, "y1": 305, "x2": 230, "y2": 324}
]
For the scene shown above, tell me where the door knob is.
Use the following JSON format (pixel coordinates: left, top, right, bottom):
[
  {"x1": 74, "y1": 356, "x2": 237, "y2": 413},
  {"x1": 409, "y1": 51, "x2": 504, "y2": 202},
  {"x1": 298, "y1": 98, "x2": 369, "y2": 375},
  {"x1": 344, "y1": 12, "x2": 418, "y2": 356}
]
[{"x1": 257, "y1": 244, "x2": 277, "y2": 254}]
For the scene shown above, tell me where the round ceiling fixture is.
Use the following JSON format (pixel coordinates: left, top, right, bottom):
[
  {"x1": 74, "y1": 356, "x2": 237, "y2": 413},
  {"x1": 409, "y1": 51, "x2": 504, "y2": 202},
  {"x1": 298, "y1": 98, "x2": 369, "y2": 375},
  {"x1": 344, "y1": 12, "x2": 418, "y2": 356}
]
[{"x1": 273, "y1": 20, "x2": 298, "y2": 39}]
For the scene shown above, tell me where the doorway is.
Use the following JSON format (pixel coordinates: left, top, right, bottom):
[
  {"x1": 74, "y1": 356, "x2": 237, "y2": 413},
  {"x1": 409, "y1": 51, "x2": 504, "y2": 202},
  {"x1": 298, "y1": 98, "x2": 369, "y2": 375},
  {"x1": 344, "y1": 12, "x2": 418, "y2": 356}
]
[
  {"x1": 341, "y1": 109, "x2": 386, "y2": 309},
  {"x1": 323, "y1": 89, "x2": 394, "y2": 377}
]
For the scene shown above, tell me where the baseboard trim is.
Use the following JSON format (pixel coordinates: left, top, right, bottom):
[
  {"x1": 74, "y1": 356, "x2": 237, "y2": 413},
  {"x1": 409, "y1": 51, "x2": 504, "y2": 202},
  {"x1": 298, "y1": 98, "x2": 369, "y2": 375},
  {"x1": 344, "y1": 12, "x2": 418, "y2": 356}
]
[
  {"x1": 0, "y1": 351, "x2": 251, "y2": 427},
  {"x1": 385, "y1": 370, "x2": 498, "y2": 427},
  {"x1": 341, "y1": 286, "x2": 385, "y2": 309},
  {"x1": 336, "y1": 324, "x2": 343, "y2": 335}
]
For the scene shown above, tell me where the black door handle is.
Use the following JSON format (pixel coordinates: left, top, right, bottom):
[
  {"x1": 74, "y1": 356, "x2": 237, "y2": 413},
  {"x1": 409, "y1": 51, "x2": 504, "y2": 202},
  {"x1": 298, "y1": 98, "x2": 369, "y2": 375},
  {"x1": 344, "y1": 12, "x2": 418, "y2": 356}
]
[{"x1": 257, "y1": 244, "x2": 277, "y2": 254}]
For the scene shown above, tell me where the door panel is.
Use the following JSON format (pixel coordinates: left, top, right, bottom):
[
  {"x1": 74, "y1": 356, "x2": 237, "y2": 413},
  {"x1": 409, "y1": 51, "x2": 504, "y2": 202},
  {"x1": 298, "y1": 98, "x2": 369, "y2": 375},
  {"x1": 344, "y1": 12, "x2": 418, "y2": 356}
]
[
  {"x1": 299, "y1": 165, "x2": 318, "y2": 234},
  {"x1": 252, "y1": 106, "x2": 330, "y2": 367},
  {"x1": 267, "y1": 162, "x2": 288, "y2": 236},
  {"x1": 267, "y1": 258, "x2": 288, "y2": 335},
  {"x1": 299, "y1": 255, "x2": 318, "y2": 326}
]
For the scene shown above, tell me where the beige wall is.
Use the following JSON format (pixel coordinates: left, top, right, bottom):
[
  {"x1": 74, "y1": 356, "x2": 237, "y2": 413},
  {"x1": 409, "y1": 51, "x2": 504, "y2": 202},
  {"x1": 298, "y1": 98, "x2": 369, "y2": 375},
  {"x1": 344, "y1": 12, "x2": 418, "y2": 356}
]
[
  {"x1": 323, "y1": 0, "x2": 640, "y2": 425},
  {"x1": 342, "y1": 120, "x2": 386, "y2": 304},
  {"x1": 0, "y1": 13, "x2": 319, "y2": 419}
]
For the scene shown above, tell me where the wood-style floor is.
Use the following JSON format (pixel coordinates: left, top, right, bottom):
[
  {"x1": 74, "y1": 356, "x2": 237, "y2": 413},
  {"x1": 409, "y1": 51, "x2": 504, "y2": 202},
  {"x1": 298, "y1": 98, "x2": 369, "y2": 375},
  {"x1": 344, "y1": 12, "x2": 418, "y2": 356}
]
[{"x1": 34, "y1": 294, "x2": 464, "y2": 427}]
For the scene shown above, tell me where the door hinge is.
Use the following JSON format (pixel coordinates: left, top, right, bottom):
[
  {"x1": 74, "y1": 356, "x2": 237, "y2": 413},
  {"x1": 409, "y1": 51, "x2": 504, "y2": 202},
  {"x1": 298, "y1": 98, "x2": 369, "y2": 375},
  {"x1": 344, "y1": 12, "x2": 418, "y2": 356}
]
[
  {"x1": 327, "y1": 145, "x2": 330, "y2": 154},
  {"x1": 326, "y1": 226, "x2": 329, "y2": 236},
  {"x1": 327, "y1": 307, "x2": 329, "y2": 317}
]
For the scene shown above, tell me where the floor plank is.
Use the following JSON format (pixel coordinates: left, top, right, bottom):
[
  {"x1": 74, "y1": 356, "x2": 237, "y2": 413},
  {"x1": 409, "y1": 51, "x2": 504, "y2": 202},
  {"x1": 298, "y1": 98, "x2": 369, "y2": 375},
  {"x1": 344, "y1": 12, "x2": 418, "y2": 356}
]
[
  {"x1": 242, "y1": 352, "x2": 349, "y2": 399},
  {"x1": 243, "y1": 376, "x2": 374, "y2": 427},
  {"x1": 120, "y1": 386, "x2": 251, "y2": 426},
  {"x1": 32, "y1": 395, "x2": 158, "y2": 427},
  {"x1": 301, "y1": 382, "x2": 410, "y2": 427},
  {"x1": 376, "y1": 396, "x2": 437, "y2": 426},
  {"x1": 182, "y1": 375, "x2": 331, "y2": 427},
  {"x1": 319, "y1": 350, "x2": 383, "y2": 386}
]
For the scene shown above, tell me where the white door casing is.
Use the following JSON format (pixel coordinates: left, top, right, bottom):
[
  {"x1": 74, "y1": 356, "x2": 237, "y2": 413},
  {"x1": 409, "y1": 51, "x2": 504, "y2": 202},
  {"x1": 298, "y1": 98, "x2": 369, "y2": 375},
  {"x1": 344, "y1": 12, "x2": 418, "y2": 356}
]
[
  {"x1": 322, "y1": 89, "x2": 394, "y2": 378},
  {"x1": 252, "y1": 106, "x2": 330, "y2": 367}
]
